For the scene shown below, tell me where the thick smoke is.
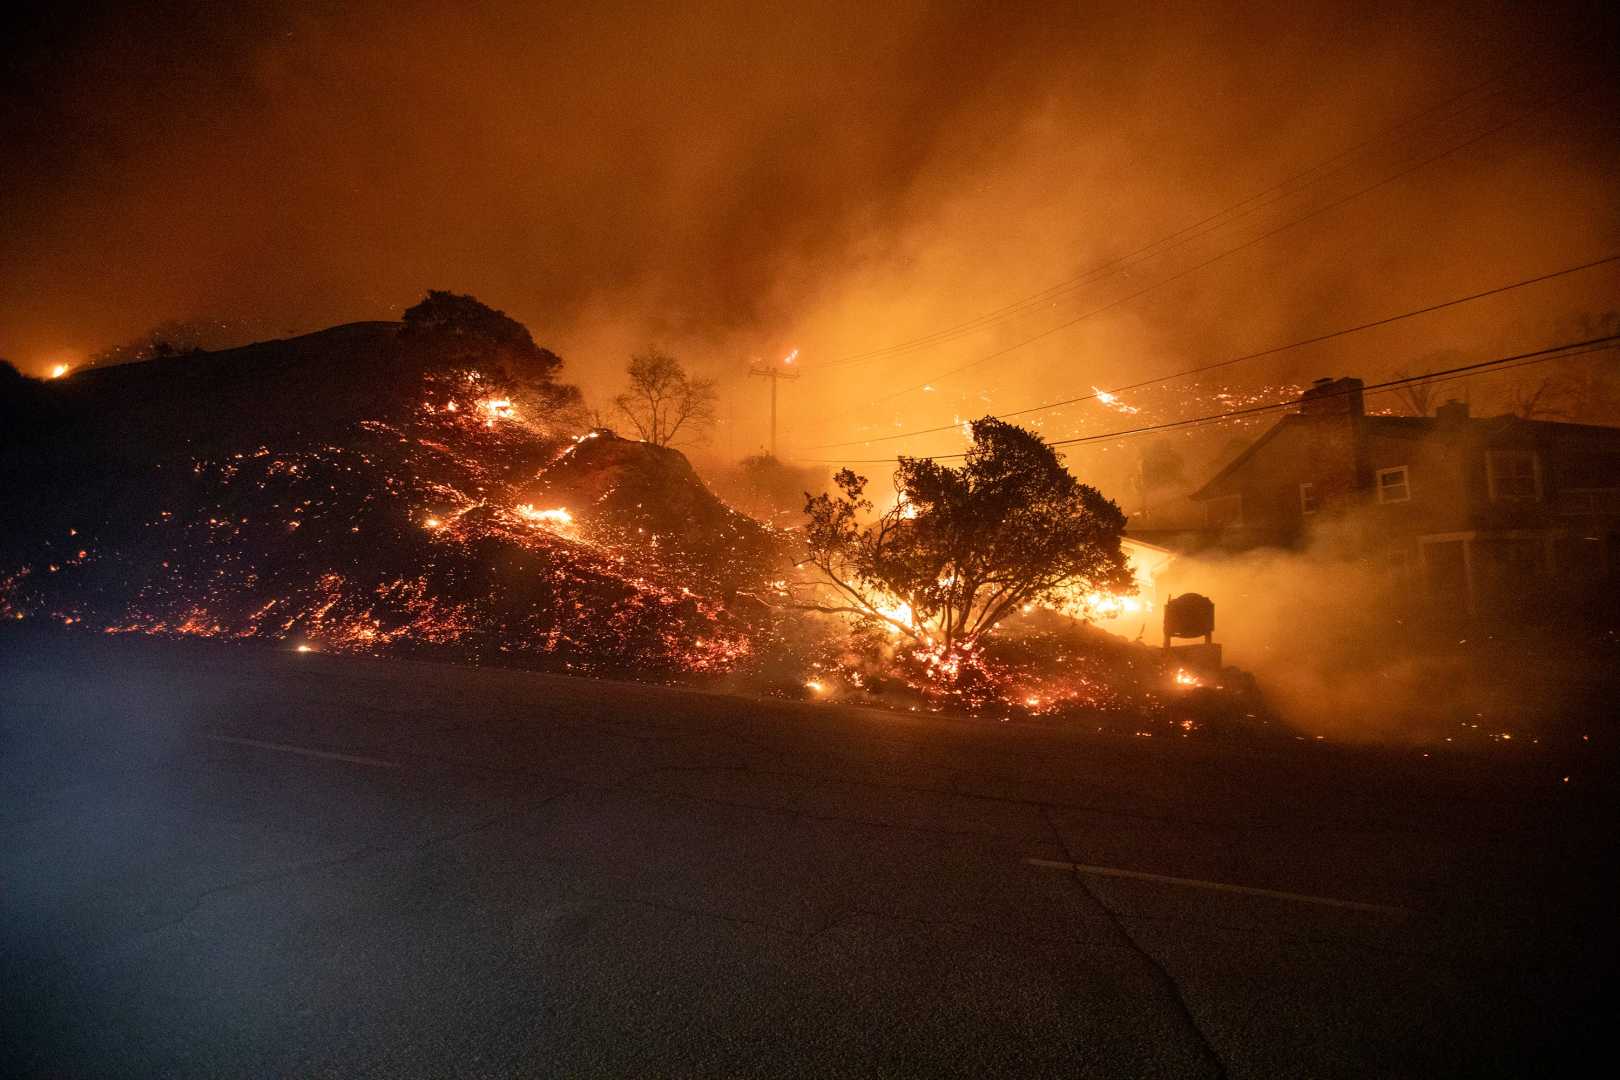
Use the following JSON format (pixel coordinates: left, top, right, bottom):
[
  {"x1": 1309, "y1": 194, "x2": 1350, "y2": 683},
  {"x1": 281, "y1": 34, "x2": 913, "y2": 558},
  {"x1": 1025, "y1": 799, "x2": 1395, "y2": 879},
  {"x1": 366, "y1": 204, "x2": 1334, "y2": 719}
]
[
  {"x1": 2, "y1": 0, "x2": 1616, "y2": 470},
  {"x1": 1154, "y1": 510, "x2": 1605, "y2": 743}
]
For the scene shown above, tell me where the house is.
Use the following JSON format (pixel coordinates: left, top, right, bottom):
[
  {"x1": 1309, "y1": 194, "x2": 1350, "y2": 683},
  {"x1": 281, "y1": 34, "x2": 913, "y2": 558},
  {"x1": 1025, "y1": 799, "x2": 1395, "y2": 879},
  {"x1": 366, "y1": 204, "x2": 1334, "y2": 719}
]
[{"x1": 1188, "y1": 376, "x2": 1620, "y2": 617}]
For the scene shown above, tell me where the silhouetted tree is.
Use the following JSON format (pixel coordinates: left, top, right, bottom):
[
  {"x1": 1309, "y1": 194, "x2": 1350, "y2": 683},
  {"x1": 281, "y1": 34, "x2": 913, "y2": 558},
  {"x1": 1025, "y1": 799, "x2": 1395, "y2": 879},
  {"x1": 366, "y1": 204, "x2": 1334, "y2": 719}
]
[
  {"x1": 800, "y1": 417, "x2": 1132, "y2": 654},
  {"x1": 728, "y1": 452, "x2": 824, "y2": 522},
  {"x1": 400, "y1": 290, "x2": 580, "y2": 413},
  {"x1": 1502, "y1": 311, "x2": 1620, "y2": 423},
  {"x1": 613, "y1": 348, "x2": 718, "y2": 447},
  {"x1": 1391, "y1": 370, "x2": 1441, "y2": 416}
]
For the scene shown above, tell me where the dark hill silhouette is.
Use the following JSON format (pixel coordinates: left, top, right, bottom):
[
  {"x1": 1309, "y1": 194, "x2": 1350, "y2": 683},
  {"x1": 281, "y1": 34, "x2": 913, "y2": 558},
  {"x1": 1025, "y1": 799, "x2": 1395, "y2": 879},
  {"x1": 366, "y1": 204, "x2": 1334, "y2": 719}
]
[
  {"x1": 0, "y1": 315, "x2": 780, "y2": 676},
  {"x1": 523, "y1": 430, "x2": 780, "y2": 575}
]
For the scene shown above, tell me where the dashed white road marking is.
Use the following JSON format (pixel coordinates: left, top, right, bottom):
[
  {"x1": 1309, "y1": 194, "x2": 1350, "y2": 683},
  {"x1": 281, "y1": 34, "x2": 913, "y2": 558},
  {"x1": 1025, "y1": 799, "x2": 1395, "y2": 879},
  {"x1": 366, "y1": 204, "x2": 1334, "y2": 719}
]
[
  {"x1": 203, "y1": 733, "x2": 402, "y2": 769},
  {"x1": 1025, "y1": 857, "x2": 1411, "y2": 915}
]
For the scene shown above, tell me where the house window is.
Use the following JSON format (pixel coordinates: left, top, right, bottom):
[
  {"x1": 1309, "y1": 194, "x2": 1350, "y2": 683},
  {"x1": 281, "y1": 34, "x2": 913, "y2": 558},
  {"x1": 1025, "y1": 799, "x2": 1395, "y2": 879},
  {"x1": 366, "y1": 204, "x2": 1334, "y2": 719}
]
[
  {"x1": 1377, "y1": 466, "x2": 1410, "y2": 504},
  {"x1": 1299, "y1": 482, "x2": 1319, "y2": 514},
  {"x1": 1487, "y1": 450, "x2": 1540, "y2": 502}
]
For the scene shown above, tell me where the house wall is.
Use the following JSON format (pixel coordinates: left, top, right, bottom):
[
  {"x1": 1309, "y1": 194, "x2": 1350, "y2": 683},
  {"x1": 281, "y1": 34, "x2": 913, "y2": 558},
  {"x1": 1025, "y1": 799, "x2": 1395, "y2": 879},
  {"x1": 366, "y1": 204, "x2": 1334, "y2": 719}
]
[
  {"x1": 1192, "y1": 410, "x2": 1620, "y2": 622},
  {"x1": 1360, "y1": 425, "x2": 1475, "y2": 534},
  {"x1": 1196, "y1": 416, "x2": 1362, "y2": 543}
]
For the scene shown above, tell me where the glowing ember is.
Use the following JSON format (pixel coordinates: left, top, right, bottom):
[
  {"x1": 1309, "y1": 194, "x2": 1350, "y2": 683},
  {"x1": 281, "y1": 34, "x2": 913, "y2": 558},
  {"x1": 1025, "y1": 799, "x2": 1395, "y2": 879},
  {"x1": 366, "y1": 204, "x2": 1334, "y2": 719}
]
[
  {"x1": 874, "y1": 596, "x2": 918, "y2": 636},
  {"x1": 423, "y1": 516, "x2": 443, "y2": 529},
  {"x1": 804, "y1": 679, "x2": 825, "y2": 693},
  {"x1": 781, "y1": 348, "x2": 799, "y2": 365},
  {"x1": 515, "y1": 504, "x2": 574, "y2": 528},
  {"x1": 1092, "y1": 386, "x2": 1139, "y2": 414},
  {"x1": 1173, "y1": 668, "x2": 1201, "y2": 688},
  {"x1": 295, "y1": 644, "x2": 314, "y2": 653},
  {"x1": 49, "y1": 363, "x2": 72, "y2": 379},
  {"x1": 1081, "y1": 590, "x2": 1145, "y2": 616},
  {"x1": 478, "y1": 398, "x2": 515, "y2": 427}
]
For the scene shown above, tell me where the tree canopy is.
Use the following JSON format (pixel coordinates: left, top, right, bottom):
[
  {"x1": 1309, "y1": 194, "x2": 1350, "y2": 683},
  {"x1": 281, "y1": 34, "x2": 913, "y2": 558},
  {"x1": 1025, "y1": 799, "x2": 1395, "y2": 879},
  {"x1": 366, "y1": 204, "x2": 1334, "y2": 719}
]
[
  {"x1": 613, "y1": 348, "x2": 718, "y2": 447},
  {"x1": 400, "y1": 290, "x2": 579, "y2": 411},
  {"x1": 801, "y1": 417, "x2": 1133, "y2": 654}
]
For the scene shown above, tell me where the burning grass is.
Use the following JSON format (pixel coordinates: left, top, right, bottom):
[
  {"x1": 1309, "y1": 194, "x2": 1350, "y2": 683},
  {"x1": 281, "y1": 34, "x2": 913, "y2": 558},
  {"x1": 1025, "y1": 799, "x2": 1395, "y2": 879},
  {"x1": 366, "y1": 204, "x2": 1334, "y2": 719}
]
[{"x1": 1, "y1": 367, "x2": 767, "y2": 676}]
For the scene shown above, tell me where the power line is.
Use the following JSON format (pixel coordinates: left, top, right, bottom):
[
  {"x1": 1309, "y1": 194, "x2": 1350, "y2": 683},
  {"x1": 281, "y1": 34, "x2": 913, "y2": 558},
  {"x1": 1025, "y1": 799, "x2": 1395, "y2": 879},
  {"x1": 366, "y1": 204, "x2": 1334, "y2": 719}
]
[
  {"x1": 851, "y1": 77, "x2": 1595, "y2": 408},
  {"x1": 810, "y1": 67, "x2": 1523, "y2": 371},
  {"x1": 798, "y1": 253, "x2": 1620, "y2": 450},
  {"x1": 801, "y1": 335, "x2": 1620, "y2": 464}
]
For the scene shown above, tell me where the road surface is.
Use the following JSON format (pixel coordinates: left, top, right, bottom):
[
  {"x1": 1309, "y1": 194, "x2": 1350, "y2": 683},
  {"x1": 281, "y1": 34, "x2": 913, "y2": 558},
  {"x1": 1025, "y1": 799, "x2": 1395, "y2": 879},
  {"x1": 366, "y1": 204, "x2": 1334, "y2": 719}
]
[{"x1": 2, "y1": 632, "x2": 1614, "y2": 1077}]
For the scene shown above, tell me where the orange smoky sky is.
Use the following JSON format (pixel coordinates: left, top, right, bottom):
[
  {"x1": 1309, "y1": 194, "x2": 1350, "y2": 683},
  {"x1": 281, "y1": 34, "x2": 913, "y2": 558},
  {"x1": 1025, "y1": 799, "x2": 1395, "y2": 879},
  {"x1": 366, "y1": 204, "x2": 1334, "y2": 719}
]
[{"x1": 2, "y1": 0, "x2": 1617, "y2": 469}]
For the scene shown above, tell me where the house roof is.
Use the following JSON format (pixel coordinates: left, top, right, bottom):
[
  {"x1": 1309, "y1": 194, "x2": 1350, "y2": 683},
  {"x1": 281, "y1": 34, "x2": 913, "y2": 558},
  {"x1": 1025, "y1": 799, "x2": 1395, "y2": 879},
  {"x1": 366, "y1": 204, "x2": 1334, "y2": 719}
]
[
  {"x1": 1189, "y1": 410, "x2": 1620, "y2": 500},
  {"x1": 1188, "y1": 415, "x2": 1301, "y2": 501}
]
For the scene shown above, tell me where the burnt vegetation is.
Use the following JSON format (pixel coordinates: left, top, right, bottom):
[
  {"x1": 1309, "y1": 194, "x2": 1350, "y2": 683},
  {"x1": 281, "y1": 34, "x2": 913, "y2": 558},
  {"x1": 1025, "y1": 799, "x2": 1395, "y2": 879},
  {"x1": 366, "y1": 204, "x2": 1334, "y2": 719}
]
[
  {"x1": 0, "y1": 296, "x2": 773, "y2": 676},
  {"x1": 2, "y1": 302, "x2": 1256, "y2": 733}
]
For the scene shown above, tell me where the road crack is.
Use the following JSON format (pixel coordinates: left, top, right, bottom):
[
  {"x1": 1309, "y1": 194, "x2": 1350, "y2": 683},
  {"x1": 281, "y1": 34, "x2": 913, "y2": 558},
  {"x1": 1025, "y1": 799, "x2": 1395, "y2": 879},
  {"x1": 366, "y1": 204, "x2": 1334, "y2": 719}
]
[{"x1": 1041, "y1": 803, "x2": 1229, "y2": 1079}]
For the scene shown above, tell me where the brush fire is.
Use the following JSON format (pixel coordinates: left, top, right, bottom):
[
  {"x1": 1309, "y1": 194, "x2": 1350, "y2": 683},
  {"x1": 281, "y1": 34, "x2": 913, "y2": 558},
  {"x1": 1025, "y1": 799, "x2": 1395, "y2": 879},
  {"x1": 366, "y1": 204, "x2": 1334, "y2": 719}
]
[{"x1": 0, "y1": 312, "x2": 1265, "y2": 735}]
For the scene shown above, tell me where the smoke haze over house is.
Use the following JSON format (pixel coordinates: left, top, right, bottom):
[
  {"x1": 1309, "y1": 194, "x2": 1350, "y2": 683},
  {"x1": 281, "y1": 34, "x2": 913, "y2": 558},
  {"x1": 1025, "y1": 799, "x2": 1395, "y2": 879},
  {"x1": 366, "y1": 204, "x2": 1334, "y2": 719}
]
[{"x1": 2, "y1": 1, "x2": 1617, "y2": 486}]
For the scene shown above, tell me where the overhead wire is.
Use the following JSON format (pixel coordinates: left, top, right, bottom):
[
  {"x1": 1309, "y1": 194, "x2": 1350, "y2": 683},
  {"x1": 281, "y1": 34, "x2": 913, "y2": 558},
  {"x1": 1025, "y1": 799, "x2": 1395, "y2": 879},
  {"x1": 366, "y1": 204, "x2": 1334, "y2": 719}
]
[
  {"x1": 810, "y1": 67, "x2": 1526, "y2": 371},
  {"x1": 850, "y1": 78, "x2": 1596, "y2": 410},
  {"x1": 797, "y1": 253, "x2": 1620, "y2": 450},
  {"x1": 799, "y1": 334, "x2": 1620, "y2": 464}
]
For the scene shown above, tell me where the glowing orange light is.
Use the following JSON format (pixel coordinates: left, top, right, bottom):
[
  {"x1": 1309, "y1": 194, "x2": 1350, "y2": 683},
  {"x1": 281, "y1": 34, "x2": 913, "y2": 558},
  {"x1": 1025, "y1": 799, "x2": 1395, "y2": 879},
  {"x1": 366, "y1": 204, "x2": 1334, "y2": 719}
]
[
  {"x1": 515, "y1": 504, "x2": 574, "y2": 527},
  {"x1": 1173, "y1": 668, "x2": 1201, "y2": 688},
  {"x1": 1092, "y1": 386, "x2": 1139, "y2": 414},
  {"x1": 49, "y1": 363, "x2": 71, "y2": 379}
]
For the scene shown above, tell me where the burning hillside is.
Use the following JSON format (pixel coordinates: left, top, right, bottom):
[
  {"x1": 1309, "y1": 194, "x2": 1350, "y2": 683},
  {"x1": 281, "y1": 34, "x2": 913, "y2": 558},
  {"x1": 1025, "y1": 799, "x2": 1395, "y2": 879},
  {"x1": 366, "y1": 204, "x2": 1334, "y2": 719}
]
[
  {"x1": 1, "y1": 301, "x2": 1266, "y2": 730},
  {"x1": 0, "y1": 314, "x2": 780, "y2": 677}
]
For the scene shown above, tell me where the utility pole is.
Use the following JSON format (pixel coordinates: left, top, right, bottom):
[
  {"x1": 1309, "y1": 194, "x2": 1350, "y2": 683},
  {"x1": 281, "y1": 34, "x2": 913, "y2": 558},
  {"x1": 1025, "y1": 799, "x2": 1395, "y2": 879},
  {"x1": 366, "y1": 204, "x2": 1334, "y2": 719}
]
[{"x1": 749, "y1": 349, "x2": 799, "y2": 457}]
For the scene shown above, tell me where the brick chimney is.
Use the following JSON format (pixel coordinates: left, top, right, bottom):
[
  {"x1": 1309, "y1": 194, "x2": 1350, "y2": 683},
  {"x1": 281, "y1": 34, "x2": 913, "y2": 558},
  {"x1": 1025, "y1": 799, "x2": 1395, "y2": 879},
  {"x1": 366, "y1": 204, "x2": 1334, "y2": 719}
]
[
  {"x1": 1435, "y1": 399, "x2": 1470, "y2": 425},
  {"x1": 1299, "y1": 377, "x2": 1365, "y2": 417}
]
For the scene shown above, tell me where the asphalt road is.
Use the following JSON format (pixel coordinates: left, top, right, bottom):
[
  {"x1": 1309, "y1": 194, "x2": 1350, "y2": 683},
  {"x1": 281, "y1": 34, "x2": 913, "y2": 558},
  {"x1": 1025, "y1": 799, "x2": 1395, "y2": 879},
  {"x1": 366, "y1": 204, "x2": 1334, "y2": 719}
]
[{"x1": 2, "y1": 631, "x2": 1615, "y2": 1078}]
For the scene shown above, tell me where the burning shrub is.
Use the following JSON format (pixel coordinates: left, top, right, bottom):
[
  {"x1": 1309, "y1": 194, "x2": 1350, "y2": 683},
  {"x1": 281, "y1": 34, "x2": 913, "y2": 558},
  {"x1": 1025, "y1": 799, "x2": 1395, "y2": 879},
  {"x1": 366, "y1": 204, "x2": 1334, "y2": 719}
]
[{"x1": 795, "y1": 417, "x2": 1133, "y2": 695}]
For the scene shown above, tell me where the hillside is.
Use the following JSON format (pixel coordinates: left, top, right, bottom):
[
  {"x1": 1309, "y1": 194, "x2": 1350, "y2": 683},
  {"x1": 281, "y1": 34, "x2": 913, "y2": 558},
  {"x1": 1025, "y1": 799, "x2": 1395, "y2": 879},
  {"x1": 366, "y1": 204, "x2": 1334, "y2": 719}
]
[{"x1": 0, "y1": 322, "x2": 784, "y2": 676}]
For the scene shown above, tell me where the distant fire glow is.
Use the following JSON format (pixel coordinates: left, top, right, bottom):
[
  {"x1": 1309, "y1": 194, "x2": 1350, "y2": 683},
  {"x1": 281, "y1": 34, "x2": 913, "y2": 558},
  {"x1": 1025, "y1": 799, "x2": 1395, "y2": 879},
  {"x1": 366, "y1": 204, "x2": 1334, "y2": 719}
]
[
  {"x1": 49, "y1": 363, "x2": 71, "y2": 379},
  {"x1": 1092, "y1": 387, "x2": 1139, "y2": 414}
]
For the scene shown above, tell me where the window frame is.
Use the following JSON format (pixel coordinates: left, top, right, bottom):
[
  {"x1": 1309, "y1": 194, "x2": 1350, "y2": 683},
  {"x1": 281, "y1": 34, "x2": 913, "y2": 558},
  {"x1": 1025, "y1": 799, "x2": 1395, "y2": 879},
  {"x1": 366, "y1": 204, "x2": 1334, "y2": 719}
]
[
  {"x1": 1376, "y1": 465, "x2": 1411, "y2": 504},
  {"x1": 1486, "y1": 449, "x2": 1541, "y2": 503}
]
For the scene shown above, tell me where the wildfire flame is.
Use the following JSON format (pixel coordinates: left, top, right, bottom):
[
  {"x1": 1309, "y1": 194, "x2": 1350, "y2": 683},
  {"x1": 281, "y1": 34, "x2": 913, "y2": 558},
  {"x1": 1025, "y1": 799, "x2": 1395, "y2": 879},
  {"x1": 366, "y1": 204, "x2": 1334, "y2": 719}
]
[
  {"x1": 479, "y1": 398, "x2": 515, "y2": 427},
  {"x1": 515, "y1": 504, "x2": 574, "y2": 528},
  {"x1": 1092, "y1": 386, "x2": 1139, "y2": 414},
  {"x1": 49, "y1": 363, "x2": 71, "y2": 379},
  {"x1": 1080, "y1": 590, "x2": 1146, "y2": 617},
  {"x1": 874, "y1": 596, "x2": 918, "y2": 637}
]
